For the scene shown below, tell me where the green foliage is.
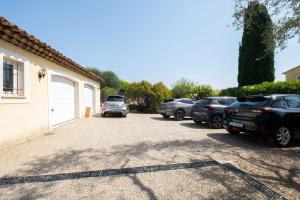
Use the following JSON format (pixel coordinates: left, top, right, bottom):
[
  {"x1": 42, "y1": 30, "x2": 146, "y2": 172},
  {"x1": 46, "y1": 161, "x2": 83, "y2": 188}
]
[
  {"x1": 100, "y1": 71, "x2": 121, "y2": 89},
  {"x1": 193, "y1": 85, "x2": 218, "y2": 99},
  {"x1": 125, "y1": 81, "x2": 172, "y2": 113},
  {"x1": 87, "y1": 67, "x2": 102, "y2": 77},
  {"x1": 101, "y1": 87, "x2": 117, "y2": 101},
  {"x1": 171, "y1": 79, "x2": 218, "y2": 99},
  {"x1": 171, "y1": 78, "x2": 197, "y2": 98},
  {"x1": 238, "y1": 1, "x2": 275, "y2": 86},
  {"x1": 219, "y1": 80, "x2": 300, "y2": 97},
  {"x1": 125, "y1": 81, "x2": 154, "y2": 104},
  {"x1": 87, "y1": 67, "x2": 121, "y2": 89},
  {"x1": 233, "y1": 0, "x2": 300, "y2": 49},
  {"x1": 150, "y1": 82, "x2": 173, "y2": 112},
  {"x1": 118, "y1": 80, "x2": 130, "y2": 96}
]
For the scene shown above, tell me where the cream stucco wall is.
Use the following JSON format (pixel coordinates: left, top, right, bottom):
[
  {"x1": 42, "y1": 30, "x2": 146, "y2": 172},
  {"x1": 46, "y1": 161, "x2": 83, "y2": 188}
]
[
  {"x1": 284, "y1": 67, "x2": 300, "y2": 81},
  {"x1": 0, "y1": 40, "x2": 101, "y2": 146}
]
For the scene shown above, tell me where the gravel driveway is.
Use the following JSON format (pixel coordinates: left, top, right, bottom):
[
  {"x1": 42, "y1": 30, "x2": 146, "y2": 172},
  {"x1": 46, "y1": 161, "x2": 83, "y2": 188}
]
[{"x1": 0, "y1": 114, "x2": 299, "y2": 199}]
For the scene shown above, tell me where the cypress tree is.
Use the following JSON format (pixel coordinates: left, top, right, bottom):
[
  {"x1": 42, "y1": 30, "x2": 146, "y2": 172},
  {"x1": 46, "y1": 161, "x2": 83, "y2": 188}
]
[{"x1": 238, "y1": 1, "x2": 275, "y2": 86}]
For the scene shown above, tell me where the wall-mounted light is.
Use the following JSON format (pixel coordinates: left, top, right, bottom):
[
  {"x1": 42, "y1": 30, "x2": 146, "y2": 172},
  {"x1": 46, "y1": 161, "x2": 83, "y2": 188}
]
[{"x1": 38, "y1": 68, "x2": 47, "y2": 80}]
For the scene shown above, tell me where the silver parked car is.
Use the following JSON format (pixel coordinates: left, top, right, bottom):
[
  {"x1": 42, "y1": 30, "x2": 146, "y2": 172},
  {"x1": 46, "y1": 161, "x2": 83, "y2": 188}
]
[
  {"x1": 102, "y1": 95, "x2": 129, "y2": 117},
  {"x1": 159, "y1": 98, "x2": 197, "y2": 120}
]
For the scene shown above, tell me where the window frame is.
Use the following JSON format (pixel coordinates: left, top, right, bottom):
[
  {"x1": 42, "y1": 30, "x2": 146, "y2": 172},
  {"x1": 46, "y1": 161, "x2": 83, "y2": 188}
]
[
  {"x1": 0, "y1": 47, "x2": 30, "y2": 104},
  {"x1": 282, "y1": 96, "x2": 300, "y2": 109}
]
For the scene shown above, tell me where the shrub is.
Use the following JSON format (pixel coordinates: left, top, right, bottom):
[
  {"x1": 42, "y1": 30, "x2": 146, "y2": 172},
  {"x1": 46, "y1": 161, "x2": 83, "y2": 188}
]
[
  {"x1": 171, "y1": 79, "x2": 196, "y2": 98},
  {"x1": 171, "y1": 78, "x2": 219, "y2": 99},
  {"x1": 194, "y1": 85, "x2": 218, "y2": 99},
  {"x1": 150, "y1": 82, "x2": 172, "y2": 112},
  {"x1": 125, "y1": 81, "x2": 172, "y2": 113},
  {"x1": 219, "y1": 80, "x2": 300, "y2": 97}
]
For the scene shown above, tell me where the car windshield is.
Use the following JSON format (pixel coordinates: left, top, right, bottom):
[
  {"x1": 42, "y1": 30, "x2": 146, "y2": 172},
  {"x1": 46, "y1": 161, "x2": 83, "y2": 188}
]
[{"x1": 106, "y1": 96, "x2": 124, "y2": 102}]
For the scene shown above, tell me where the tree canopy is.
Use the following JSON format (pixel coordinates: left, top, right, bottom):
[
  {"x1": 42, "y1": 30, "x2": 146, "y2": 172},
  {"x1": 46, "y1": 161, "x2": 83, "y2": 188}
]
[
  {"x1": 233, "y1": 0, "x2": 300, "y2": 49},
  {"x1": 171, "y1": 78, "x2": 197, "y2": 98},
  {"x1": 238, "y1": 1, "x2": 275, "y2": 86}
]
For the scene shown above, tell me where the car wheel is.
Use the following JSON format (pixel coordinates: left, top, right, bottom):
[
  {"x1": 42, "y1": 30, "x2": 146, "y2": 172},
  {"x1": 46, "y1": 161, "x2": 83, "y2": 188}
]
[
  {"x1": 162, "y1": 114, "x2": 170, "y2": 119},
  {"x1": 102, "y1": 113, "x2": 106, "y2": 117},
  {"x1": 174, "y1": 109, "x2": 185, "y2": 121},
  {"x1": 122, "y1": 114, "x2": 127, "y2": 118},
  {"x1": 210, "y1": 115, "x2": 224, "y2": 129},
  {"x1": 274, "y1": 126, "x2": 293, "y2": 147},
  {"x1": 193, "y1": 120, "x2": 202, "y2": 124},
  {"x1": 226, "y1": 127, "x2": 240, "y2": 135}
]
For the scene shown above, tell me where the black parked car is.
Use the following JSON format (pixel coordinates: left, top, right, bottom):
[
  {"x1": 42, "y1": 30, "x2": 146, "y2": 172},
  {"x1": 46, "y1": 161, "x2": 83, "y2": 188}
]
[
  {"x1": 191, "y1": 97, "x2": 236, "y2": 128},
  {"x1": 223, "y1": 94, "x2": 300, "y2": 147}
]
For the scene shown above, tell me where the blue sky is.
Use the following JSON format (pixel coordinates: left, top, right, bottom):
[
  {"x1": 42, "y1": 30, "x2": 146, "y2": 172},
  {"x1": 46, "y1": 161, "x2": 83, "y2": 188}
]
[{"x1": 2, "y1": 0, "x2": 299, "y2": 89}]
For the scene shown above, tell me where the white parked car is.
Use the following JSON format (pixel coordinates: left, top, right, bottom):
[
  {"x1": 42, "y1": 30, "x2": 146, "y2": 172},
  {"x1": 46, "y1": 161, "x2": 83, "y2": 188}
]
[{"x1": 102, "y1": 95, "x2": 129, "y2": 117}]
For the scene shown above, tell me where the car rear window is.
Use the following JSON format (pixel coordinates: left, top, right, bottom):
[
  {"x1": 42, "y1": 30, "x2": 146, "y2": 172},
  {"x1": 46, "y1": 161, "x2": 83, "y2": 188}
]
[
  {"x1": 196, "y1": 98, "x2": 212, "y2": 105},
  {"x1": 106, "y1": 96, "x2": 125, "y2": 102},
  {"x1": 218, "y1": 98, "x2": 236, "y2": 105},
  {"x1": 234, "y1": 96, "x2": 269, "y2": 107}
]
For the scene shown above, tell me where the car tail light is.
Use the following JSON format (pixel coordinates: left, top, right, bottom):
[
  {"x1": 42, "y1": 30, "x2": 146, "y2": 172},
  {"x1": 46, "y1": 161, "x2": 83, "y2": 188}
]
[
  {"x1": 102, "y1": 102, "x2": 106, "y2": 108},
  {"x1": 263, "y1": 107, "x2": 273, "y2": 112},
  {"x1": 251, "y1": 109, "x2": 263, "y2": 113},
  {"x1": 205, "y1": 105, "x2": 213, "y2": 111}
]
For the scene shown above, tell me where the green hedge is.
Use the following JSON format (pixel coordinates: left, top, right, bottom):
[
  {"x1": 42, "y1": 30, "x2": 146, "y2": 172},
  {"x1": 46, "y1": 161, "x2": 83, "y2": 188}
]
[{"x1": 219, "y1": 80, "x2": 300, "y2": 97}]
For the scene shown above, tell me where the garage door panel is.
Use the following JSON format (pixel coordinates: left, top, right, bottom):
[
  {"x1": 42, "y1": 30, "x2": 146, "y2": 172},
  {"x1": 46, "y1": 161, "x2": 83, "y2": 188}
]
[
  {"x1": 84, "y1": 84, "x2": 93, "y2": 111},
  {"x1": 50, "y1": 75, "x2": 75, "y2": 126}
]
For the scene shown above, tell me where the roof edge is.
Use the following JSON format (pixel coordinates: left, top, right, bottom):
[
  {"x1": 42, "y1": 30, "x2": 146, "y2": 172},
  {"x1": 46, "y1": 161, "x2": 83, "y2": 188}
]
[
  {"x1": 282, "y1": 65, "x2": 300, "y2": 74},
  {"x1": 0, "y1": 16, "x2": 103, "y2": 83}
]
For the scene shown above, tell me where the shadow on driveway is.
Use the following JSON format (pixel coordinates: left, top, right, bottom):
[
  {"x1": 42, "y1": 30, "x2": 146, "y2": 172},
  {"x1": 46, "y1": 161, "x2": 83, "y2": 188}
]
[
  {"x1": 151, "y1": 117, "x2": 192, "y2": 121},
  {"x1": 1, "y1": 133, "x2": 299, "y2": 199},
  {"x1": 180, "y1": 122, "x2": 212, "y2": 129}
]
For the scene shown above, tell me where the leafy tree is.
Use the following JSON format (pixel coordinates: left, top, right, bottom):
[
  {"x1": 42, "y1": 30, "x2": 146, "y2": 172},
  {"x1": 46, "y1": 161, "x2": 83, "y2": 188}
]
[
  {"x1": 87, "y1": 67, "x2": 102, "y2": 77},
  {"x1": 125, "y1": 81, "x2": 172, "y2": 113},
  {"x1": 238, "y1": 1, "x2": 275, "y2": 86},
  {"x1": 126, "y1": 81, "x2": 154, "y2": 104},
  {"x1": 193, "y1": 85, "x2": 217, "y2": 99},
  {"x1": 118, "y1": 80, "x2": 130, "y2": 96},
  {"x1": 150, "y1": 82, "x2": 172, "y2": 112},
  {"x1": 233, "y1": 0, "x2": 300, "y2": 49},
  {"x1": 171, "y1": 78, "x2": 197, "y2": 98},
  {"x1": 100, "y1": 71, "x2": 121, "y2": 89},
  {"x1": 87, "y1": 67, "x2": 121, "y2": 89},
  {"x1": 101, "y1": 87, "x2": 117, "y2": 101}
]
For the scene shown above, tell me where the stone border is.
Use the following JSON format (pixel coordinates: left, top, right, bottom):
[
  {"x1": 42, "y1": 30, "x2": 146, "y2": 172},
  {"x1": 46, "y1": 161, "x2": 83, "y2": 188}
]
[{"x1": 0, "y1": 160, "x2": 287, "y2": 200}]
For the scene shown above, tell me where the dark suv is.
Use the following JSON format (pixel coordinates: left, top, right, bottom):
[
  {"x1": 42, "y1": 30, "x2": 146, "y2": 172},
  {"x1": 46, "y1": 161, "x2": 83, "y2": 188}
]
[
  {"x1": 223, "y1": 94, "x2": 300, "y2": 147},
  {"x1": 191, "y1": 97, "x2": 236, "y2": 128}
]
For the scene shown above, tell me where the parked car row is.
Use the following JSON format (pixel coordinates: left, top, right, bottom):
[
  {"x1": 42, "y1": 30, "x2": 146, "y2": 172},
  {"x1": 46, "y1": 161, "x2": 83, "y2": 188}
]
[{"x1": 159, "y1": 94, "x2": 300, "y2": 147}]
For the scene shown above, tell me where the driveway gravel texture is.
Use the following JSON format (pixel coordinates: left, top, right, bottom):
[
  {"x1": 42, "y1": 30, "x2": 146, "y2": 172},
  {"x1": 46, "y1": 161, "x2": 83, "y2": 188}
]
[{"x1": 0, "y1": 114, "x2": 299, "y2": 200}]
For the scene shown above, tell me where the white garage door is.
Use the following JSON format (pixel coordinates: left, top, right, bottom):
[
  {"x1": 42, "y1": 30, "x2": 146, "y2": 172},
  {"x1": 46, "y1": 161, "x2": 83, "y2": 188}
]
[
  {"x1": 50, "y1": 75, "x2": 75, "y2": 126},
  {"x1": 83, "y1": 84, "x2": 93, "y2": 111}
]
